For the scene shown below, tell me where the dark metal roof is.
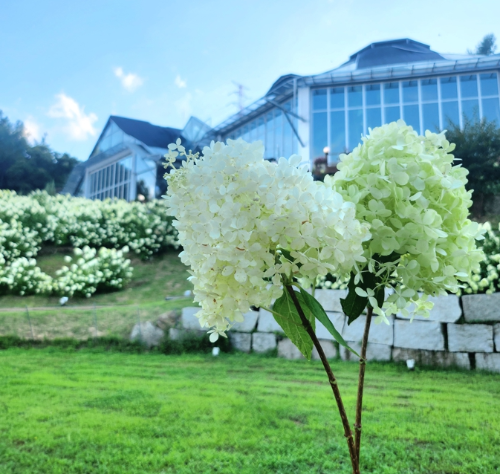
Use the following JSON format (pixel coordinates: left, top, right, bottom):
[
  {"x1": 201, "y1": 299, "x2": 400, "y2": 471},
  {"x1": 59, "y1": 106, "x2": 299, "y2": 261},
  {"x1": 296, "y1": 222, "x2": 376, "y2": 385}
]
[
  {"x1": 343, "y1": 38, "x2": 444, "y2": 70},
  {"x1": 110, "y1": 116, "x2": 183, "y2": 148}
]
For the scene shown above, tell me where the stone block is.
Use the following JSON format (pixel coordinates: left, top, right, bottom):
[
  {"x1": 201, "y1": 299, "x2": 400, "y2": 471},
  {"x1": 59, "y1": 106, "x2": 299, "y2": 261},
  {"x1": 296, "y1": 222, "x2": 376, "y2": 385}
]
[
  {"x1": 181, "y1": 307, "x2": 202, "y2": 330},
  {"x1": 397, "y1": 295, "x2": 462, "y2": 323},
  {"x1": 340, "y1": 342, "x2": 391, "y2": 362},
  {"x1": 394, "y1": 320, "x2": 444, "y2": 351},
  {"x1": 130, "y1": 321, "x2": 164, "y2": 348},
  {"x1": 252, "y1": 332, "x2": 276, "y2": 353},
  {"x1": 257, "y1": 309, "x2": 284, "y2": 333},
  {"x1": 494, "y1": 323, "x2": 500, "y2": 352},
  {"x1": 342, "y1": 315, "x2": 394, "y2": 345},
  {"x1": 168, "y1": 327, "x2": 205, "y2": 341},
  {"x1": 231, "y1": 311, "x2": 259, "y2": 332},
  {"x1": 476, "y1": 353, "x2": 500, "y2": 373},
  {"x1": 278, "y1": 338, "x2": 304, "y2": 360},
  {"x1": 392, "y1": 348, "x2": 470, "y2": 369},
  {"x1": 229, "y1": 332, "x2": 251, "y2": 353},
  {"x1": 314, "y1": 289, "x2": 348, "y2": 312},
  {"x1": 448, "y1": 324, "x2": 493, "y2": 353},
  {"x1": 315, "y1": 312, "x2": 345, "y2": 341},
  {"x1": 462, "y1": 293, "x2": 500, "y2": 322},
  {"x1": 312, "y1": 340, "x2": 338, "y2": 360}
]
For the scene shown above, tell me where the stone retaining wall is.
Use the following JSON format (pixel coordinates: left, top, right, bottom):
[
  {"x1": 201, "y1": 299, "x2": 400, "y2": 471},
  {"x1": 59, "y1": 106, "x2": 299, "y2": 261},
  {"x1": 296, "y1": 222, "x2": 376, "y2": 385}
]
[{"x1": 176, "y1": 290, "x2": 500, "y2": 373}]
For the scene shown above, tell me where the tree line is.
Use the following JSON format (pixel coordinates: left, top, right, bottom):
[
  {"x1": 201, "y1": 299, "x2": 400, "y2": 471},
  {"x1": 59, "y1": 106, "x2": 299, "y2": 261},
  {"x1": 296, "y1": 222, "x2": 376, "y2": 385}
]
[{"x1": 0, "y1": 111, "x2": 78, "y2": 194}]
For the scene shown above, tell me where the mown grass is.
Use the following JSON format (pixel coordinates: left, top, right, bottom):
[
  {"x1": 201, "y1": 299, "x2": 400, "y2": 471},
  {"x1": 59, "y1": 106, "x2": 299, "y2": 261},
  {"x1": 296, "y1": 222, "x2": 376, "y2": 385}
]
[{"x1": 0, "y1": 350, "x2": 499, "y2": 474}]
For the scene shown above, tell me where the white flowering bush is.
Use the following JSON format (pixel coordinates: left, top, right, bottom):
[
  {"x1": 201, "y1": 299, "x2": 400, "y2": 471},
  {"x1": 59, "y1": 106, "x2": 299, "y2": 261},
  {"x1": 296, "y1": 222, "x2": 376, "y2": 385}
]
[
  {"x1": 461, "y1": 221, "x2": 500, "y2": 294},
  {"x1": 54, "y1": 246, "x2": 132, "y2": 298},
  {"x1": 164, "y1": 138, "x2": 369, "y2": 341},
  {"x1": 0, "y1": 256, "x2": 52, "y2": 296},
  {"x1": 0, "y1": 218, "x2": 41, "y2": 262},
  {"x1": 328, "y1": 120, "x2": 484, "y2": 323},
  {"x1": 0, "y1": 190, "x2": 178, "y2": 260}
]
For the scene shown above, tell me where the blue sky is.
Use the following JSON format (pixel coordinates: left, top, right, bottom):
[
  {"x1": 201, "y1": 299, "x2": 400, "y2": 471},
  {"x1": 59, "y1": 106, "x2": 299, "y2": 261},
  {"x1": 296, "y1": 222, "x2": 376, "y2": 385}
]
[{"x1": 1, "y1": 0, "x2": 499, "y2": 160}]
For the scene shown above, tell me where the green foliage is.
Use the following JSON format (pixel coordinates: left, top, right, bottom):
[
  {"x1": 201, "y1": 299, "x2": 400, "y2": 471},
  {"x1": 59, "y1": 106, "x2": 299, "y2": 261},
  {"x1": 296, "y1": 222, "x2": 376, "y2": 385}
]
[
  {"x1": 0, "y1": 111, "x2": 78, "y2": 193},
  {"x1": 469, "y1": 33, "x2": 497, "y2": 56},
  {"x1": 445, "y1": 116, "x2": 500, "y2": 195},
  {"x1": 298, "y1": 288, "x2": 357, "y2": 356},
  {"x1": 0, "y1": 351, "x2": 499, "y2": 474},
  {"x1": 272, "y1": 289, "x2": 315, "y2": 360}
]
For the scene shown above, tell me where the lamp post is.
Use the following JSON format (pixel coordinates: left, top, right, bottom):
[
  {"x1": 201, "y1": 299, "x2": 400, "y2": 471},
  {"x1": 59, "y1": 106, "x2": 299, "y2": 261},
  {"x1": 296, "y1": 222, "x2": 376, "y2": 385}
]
[{"x1": 323, "y1": 146, "x2": 330, "y2": 161}]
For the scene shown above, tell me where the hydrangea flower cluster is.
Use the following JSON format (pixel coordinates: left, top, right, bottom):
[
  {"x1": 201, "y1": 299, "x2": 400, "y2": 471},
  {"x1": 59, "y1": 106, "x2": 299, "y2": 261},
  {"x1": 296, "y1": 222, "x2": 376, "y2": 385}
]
[
  {"x1": 164, "y1": 138, "x2": 370, "y2": 340},
  {"x1": 0, "y1": 255, "x2": 52, "y2": 296},
  {"x1": 0, "y1": 218, "x2": 40, "y2": 262},
  {"x1": 328, "y1": 120, "x2": 484, "y2": 322},
  {"x1": 54, "y1": 246, "x2": 132, "y2": 298}
]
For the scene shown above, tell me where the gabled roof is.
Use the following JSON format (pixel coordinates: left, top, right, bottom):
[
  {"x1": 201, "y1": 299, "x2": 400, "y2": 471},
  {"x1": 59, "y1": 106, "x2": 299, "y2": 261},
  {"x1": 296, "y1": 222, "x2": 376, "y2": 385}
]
[{"x1": 110, "y1": 115, "x2": 183, "y2": 149}]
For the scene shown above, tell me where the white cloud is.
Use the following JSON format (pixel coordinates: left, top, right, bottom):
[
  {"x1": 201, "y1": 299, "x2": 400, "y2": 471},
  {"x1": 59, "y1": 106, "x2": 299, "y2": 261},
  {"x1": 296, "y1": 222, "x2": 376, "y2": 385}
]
[
  {"x1": 47, "y1": 93, "x2": 98, "y2": 141},
  {"x1": 114, "y1": 67, "x2": 144, "y2": 92},
  {"x1": 175, "y1": 74, "x2": 187, "y2": 88},
  {"x1": 23, "y1": 117, "x2": 41, "y2": 143}
]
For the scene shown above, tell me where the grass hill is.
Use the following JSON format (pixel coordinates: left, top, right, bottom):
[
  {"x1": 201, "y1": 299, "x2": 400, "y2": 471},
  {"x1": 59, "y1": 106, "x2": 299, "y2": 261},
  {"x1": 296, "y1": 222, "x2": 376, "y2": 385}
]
[{"x1": 0, "y1": 249, "x2": 195, "y2": 340}]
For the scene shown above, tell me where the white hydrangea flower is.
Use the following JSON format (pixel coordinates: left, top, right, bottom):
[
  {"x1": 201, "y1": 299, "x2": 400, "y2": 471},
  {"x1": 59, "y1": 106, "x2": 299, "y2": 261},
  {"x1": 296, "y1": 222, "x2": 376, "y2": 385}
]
[
  {"x1": 164, "y1": 138, "x2": 370, "y2": 341},
  {"x1": 328, "y1": 120, "x2": 485, "y2": 323}
]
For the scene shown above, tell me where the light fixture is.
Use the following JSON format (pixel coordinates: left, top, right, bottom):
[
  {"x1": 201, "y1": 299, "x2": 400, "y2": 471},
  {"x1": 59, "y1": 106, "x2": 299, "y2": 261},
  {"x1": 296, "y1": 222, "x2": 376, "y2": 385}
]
[{"x1": 323, "y1": 146, "x2": 330, "y2": 155}]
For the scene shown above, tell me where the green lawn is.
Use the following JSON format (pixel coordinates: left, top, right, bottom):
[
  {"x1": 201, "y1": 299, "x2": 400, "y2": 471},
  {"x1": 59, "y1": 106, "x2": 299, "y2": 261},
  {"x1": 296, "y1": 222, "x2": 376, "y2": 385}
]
[
  {"x1": 0, "y1": 250, "x2": 194, "y2": 339},
  {"x1": 0, "y1": 350, "x2": 499, "y2": 474}
]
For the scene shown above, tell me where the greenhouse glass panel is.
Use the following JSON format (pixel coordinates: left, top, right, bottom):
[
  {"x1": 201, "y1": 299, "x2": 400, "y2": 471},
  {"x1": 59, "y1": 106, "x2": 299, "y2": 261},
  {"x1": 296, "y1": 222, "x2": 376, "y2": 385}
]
[
  {"x1": 403, "y1": 105, "x2": 420, "y2": 132},
  {"x1": 423, "y1": 103, "x2": 440, "y2": 132},
  {"x1": 384, "y1": 106, "x2": 400, "y2": 123},
  {"x1": 383, "y1": 82, "x2": 399, "y2": 105},
  {"x1": 348, "y1": 86, "x2": 362, "y2": 108},
  {"x1": 330, "y1": 87, "x2": 345, "y2": 109},
  {"x1": 365, "y1": 84, "x2": 380, "y2": 106},
  {"x1": 312, "y1": 112, "x2": 328, "y2": 159},
  {"x1": 348, "y1": 109, "x2": 363, "y2": 150},
  {"x1": 460, "y1": 75, "x2": 478, "y2": 98},
  {"x1": 330, "y1": 110, "x2": 346, "y2": 155},
  {"x1": 366, "y1": 107, "x2": 381, "y2": 130},
  {"x1": 402, "y1": 81, "x2": 419, "y2": 103},
  {"x1": 421, "y1": 79, "x2": 438, "y2": 102},
  {"x1": 312, "y1": 89, "x2": 327, "y2": 110},
  {"x1": 480, "y1": 73, "x2": 499, "y2": 96},
  {"x1": 482, "y1": 98, "x2": 500, "y2": 125},
  {"x1": 275, "y1": 109, "x2": 283, "y2": 157},
  {"x1": 461, "y1": 99, "x2": 480, "y2": 122},
  {"x1": 440, "y1": 76, "x2": 458, "y2": 100},
  {"x1": 441, "y1": 101, "x2": 460, "y2": 127}
]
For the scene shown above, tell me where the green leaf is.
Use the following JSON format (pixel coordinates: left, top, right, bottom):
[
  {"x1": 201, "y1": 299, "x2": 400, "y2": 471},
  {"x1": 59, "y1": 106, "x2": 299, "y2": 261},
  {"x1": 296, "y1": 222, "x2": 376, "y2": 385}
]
[
  {"x1": 272, "y1": 289, "x2": 315, "y2": 360},
  {"x1": 299, "y1": 288, "x2": 360, "y2": 358},
  {"x1": 341, "y1": 273, "x2": 367, "y2": 325},
  {"x1": 341, "y1": 270, "x2": 387, "y2": 325}
]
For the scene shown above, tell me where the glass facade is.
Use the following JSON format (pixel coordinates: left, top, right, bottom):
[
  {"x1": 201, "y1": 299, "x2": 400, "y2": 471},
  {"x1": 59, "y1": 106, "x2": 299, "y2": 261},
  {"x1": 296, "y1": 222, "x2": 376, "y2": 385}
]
[
  {"x1": 91, "y1": 121, "x2": 140, "y2": 156},
  {"x1": 312, "y1": 72, "x2": 500, "y2": 162},
  {"x1": 227, "y1": 98, "x2": 298, "y2": 159},
  {"x1": 88, "y1": 156, "x2": 133, "y2": 200}
]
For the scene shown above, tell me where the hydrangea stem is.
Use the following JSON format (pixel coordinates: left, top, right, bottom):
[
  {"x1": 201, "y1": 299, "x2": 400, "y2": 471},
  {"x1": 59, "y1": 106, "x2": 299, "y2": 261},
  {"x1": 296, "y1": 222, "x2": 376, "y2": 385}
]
[
  {"x1": 354, "y1": 306, "x2": 373, "y2": 470},
  {"x1": 285, "y1": 285, "x2": 359, "y2": 474}
]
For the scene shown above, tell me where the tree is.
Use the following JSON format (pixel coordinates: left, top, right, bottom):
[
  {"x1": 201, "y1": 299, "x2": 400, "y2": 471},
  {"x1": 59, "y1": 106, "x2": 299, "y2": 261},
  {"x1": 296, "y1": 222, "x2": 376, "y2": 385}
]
[
  {"x1": 0, "y1": 110, "x2": 78, "y2": 194},
  {"x1": 445, "y1": 116, "x2": 500, "y2": 213},
  {"x1": 469, "y1": 34, "x2": 497, "y2": 55}
]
